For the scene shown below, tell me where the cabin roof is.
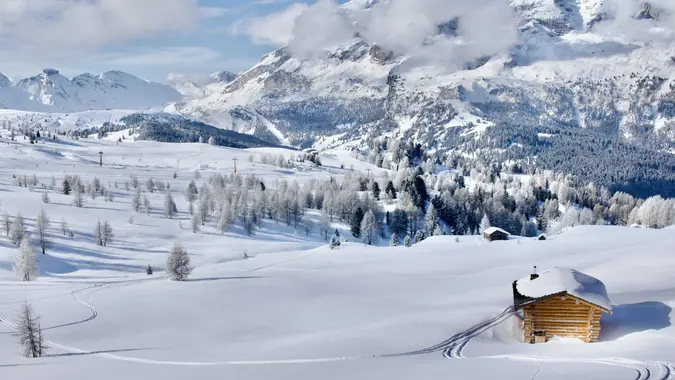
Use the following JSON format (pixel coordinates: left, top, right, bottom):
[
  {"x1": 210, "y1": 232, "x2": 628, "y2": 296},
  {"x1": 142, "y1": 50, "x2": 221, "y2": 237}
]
[
  {"x1": 484, "y1": 227, "x2": 510, "y2": 235},
  {"x1": 514, "y1": 267, "x2": 612, "y2": 312}
]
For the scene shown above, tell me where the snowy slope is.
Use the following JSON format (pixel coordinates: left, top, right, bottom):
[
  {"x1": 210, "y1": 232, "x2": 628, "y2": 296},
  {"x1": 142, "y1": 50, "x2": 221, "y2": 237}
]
[
  {"x1": 2, "y1": 69, "x2": 181, "y2": 112},
  {"x1": 0, "y1": 128, "x2": 673, "y2": 379}
]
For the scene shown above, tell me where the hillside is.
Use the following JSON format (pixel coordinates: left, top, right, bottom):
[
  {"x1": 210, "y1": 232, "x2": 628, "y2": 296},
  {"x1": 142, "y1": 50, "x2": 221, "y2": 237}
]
[{"x1": 0, "y1": 130, "x2": 673, "y2": 380}]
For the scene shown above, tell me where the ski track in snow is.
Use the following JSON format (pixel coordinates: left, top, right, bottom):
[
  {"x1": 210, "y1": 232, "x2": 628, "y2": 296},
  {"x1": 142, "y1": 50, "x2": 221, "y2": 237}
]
[{"x1": 0, "y1": 276, "x2": 673, "y2": 378}]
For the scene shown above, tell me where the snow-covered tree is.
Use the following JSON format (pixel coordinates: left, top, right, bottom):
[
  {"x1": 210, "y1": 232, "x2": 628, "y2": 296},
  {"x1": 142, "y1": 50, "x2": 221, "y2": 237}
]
[
  {"x1": 35, "y1": 210, "x2": 50, "y2": 254},
  {"x1": 185, "y1": 180, "x2": 198, "y2": 204},
  {"x1": 166, "y1": 242, "x2": 192, "y2": 281},
  {"x1": 41, "y1": 192, "x2": 49, "y2": 204},
  {"x1": 104, "y1": 188, "x2": 115, "y2": 202},
  {"x1": 2, "y1": 211, "x2": 10, "y2": 236},
  {"x1": 191, "y1": 212, "x2": 201, "y2": 233},
  {"x1": 403, "y1": 234, "x2": 412, "y2": 247},
  {"x1": 479, "y1": 214, "x2": 491, "y2": 234},
  {"x1": 17, "y1": 302, "x2": 46, "y2": 358},
  {"x1": 94, "y1": 220, "x2": 103, "y2": 246},
  {"x1": 302, "y1": 215, "x2": 313, "y2": 236},
  {"x1": 60, "y1": 219, "x2": 69, "y2": 236},
  {"x1": 131, "y1": 187, "x2": 142, "y2": 212},
  {"x1": 208, "y1": 136, "x2": 215, "y2": 145},
  {"x1": 143, "y1": 194, "x2": 151, "y2": 216},
  {"x1": 412, "y1": 230, "x2": 426, "y2": 244},
  {"x1": 389, "y1": 232, "x2": 399, "y2": 246},
  {"x1": 319, "y1": 212, "x2": 331, "y2": 241},
  {"x1": 146, "y1": 178, "x2": 154, "y2": 193},
  {"x1": 361, "y1": 210, "x2": 380, "y2": 246},
  {"x1": 425, "y1": 203, "x2": 438, "y2": 235},
  {"x1": 14, "y1": 237, "x2": 38, "y2": 281},
  {"x1": 102, "y1": 221, "x2": 113, "y2": 247},
  {"x1": 164, "y1": 192, "x2": 178, "y2": 219},
  {"x1": 10, "y1": 213, "x2": 26, "y2": 245},
  {"x1": 72, "y1": 186, "x2": 84, "y2": 208}
]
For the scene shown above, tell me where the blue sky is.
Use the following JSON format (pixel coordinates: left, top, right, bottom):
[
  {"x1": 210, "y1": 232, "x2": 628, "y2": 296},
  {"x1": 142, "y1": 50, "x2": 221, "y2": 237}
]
[{"x1": 0, "y1": 0, "x2": 348, "y2": 83}]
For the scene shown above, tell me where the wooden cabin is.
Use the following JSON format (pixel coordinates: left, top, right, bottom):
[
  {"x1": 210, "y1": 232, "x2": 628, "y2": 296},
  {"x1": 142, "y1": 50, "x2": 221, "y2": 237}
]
[
  {"x1": 483, "y1": 227, "x2": 510, "y2": 242},
  {"x1": 537, "y1": 234, "x2": 547, "y2": 241},
  {"x1": 513, "y1": 267, "x2": 612, "y2": 343}
]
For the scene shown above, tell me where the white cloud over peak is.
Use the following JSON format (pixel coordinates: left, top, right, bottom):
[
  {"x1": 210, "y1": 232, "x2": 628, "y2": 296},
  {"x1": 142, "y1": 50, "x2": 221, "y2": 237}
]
[{"x1": 232, "y1": 3, "x2": 310, "y2": 46}]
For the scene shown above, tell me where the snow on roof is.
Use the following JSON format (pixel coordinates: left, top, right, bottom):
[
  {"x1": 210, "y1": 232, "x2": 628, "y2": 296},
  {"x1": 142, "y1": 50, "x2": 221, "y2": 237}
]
[
  {"x1": 515, "y1": 267, "x2": 612, "y2": 311},
  {"x1": 484, "y1": 227, "x2": 510, "y2": 235}
]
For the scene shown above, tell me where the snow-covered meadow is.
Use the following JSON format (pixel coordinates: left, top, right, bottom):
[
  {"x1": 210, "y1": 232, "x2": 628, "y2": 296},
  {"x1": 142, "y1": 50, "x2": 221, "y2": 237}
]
[{"x1": 0, "y1": 132, "x2": 674, "y2": 380}]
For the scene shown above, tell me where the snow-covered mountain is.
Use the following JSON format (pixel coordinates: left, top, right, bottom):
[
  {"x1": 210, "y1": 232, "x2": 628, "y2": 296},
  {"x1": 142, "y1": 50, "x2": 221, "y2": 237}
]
[
  {"x1": 1, "y1": 69, "x2": 181, "y2": 112},
  {"x1": 170, "y1": 0, "x2": 675, "y2": 154},
  {"x1": 167, "y1": 71, "x2": 239, "y2": 99}
]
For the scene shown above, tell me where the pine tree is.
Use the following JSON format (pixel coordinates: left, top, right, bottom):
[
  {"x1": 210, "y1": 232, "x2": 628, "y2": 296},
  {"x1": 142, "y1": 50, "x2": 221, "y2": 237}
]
[
  {"x1": 361, "y1": 210, "x2": 380, "y2": 246},
  {"x1": 146, "y1": 265, "x2": 153, "y2": 275},
  {"x1": 164, "y1": 192, "x2": 178, "y2": 219},
  {"x1": 371, "y1": 182, "x2": 381, "y2": 200},
  {"x1": 41, "y1": 192, "x2": 50, "y2": 204},
  {"x1": 185, "y1": 180, "x2": 198, "y2": 203},
  {"x1": 17, "y1": 302, "x2": 46, "y2": 358},
  {"x1": 389, "y1": 232, "x2": 399, "y2": 246},
  {"x1": 166, "y1": 242, "x2": 192, "y2": 281},
  {"x1": 35, "y1": 210, "x2": 50, "y2": 254},
  {"x1": 404, "y1": 234, "x2": 412, "y2": 247},
  {"x1": 351, "y1": 207, "x2": 365, "y2": 238},
  {"x1": 10, "y1": 213, "x2": 26, "y2": 245},
  {"x1": 62, "y1": 178, "x2": 71, "y2": 195},
  {"x1": 14, "y1": 237, "x2": 38, "y2": 281}
]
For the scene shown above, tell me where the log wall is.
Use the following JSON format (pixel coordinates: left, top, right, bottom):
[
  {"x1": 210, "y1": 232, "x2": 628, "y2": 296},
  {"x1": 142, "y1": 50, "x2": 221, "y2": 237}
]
[{"x1": 522, "y1": 295, "x2": 603, "y2": 343}]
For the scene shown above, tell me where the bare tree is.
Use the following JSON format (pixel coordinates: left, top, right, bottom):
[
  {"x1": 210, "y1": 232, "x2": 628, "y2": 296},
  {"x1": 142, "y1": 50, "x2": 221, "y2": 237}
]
[
  {"x1": 14, "y1": 237, "x2": 38, "y2": 281},
  {"x1": 166, "y1": 242, "x2": 192, "y2": 281},
  {"x1": 35, "y1": 210, "x2": 50, "y2": 254},
  {"x1": 72, "y1": 186, "x2": 84, "y2": 208},
  {"x1": 146, "y1": 178, "x2": 155, "y2": 193},
  {"x1": 94, "y1": 220, "x2": 103, "y2": 246},
  {"x1": 60, "y1": 218, "x2": 69, "y2": 236},
  {"x1": 2, "y1": 211, "x2": 10, "y2": 236},
  {"x1": 17, "y1": 302, "x2": 46, "y2": 358},
  {"x1": 102, "y1": 221, "x2": 114, "y2": 246},
  {"x1": 9, "y1": 213, "x2": 26, "y2": 245},
  {"x1": 131, "y1": 187, "x2": 142, "y2": 212},
  {"x1": 191, "y1": 212, "x2": 201, "y2": 233}
]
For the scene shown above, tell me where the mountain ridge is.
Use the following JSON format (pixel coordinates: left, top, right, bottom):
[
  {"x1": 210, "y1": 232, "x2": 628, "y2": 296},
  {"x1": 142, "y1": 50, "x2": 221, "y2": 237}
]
[{"x1": 1, "y1": 68, "x2": 181, "y2": 113}]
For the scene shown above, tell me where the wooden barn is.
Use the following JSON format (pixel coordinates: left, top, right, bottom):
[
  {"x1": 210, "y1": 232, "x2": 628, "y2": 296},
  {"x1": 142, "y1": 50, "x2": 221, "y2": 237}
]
[
  {"x1": 513, "y1": 267, "x2": 612, "y2": 343},
  {"x1": 483, "y1": 227, "x2": 510, "y2": 242}
]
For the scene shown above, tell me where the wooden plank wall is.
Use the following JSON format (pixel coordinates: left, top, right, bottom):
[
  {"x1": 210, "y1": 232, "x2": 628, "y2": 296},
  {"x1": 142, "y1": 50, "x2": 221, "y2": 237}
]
[{"x1": 523, "y1": 295, "x2": 602, "y2": 343}]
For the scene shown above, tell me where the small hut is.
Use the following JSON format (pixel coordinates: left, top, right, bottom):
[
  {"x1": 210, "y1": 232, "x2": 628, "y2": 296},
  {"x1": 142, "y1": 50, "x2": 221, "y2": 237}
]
[
  {"x1": 483, "y1": 227, "x2": 510, "y2": 242},
  {"x1": 513, "y1": 267, "x2": 612, "y2": 343},
  {"x1": 537, "y1": 234, "x2": 547, "y2": 241}
]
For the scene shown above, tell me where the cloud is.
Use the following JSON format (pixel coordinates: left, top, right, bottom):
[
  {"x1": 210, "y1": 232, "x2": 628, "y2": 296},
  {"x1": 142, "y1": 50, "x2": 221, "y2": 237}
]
[
  {"x1": 239, "y1": 0, "x2": 519, "y2": 66},
  {"x1": 597, "y1": 0, "x2": 675, "y2": 43},
  {"x1": 0, "y1": 0, "x2": 199, "y2": 50},
  {"x1": 232, "y1": 2, "x2": 309, "y2": 46},
  {"x1": 198, "y1": 6, "x2": 230, "y2": 19}
]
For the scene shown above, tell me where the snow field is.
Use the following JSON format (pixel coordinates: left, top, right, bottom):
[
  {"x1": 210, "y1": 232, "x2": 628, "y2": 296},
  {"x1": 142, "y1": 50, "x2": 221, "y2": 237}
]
[{"x1": 0, "y1": 133, "x2": 673, "y2": 379}]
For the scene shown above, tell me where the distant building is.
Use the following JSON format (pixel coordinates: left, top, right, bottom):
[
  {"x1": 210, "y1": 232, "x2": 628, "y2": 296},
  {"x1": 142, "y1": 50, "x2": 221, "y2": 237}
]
[
  {"x1": 537, "y1": 234, "x2": 547, "y2": 241},
  {"x1": 483, "y1": 227, "x2": 510, "y2": 242},
  {"x1": 513, "y1": 267, "x2": 612, "y2": 344}
]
